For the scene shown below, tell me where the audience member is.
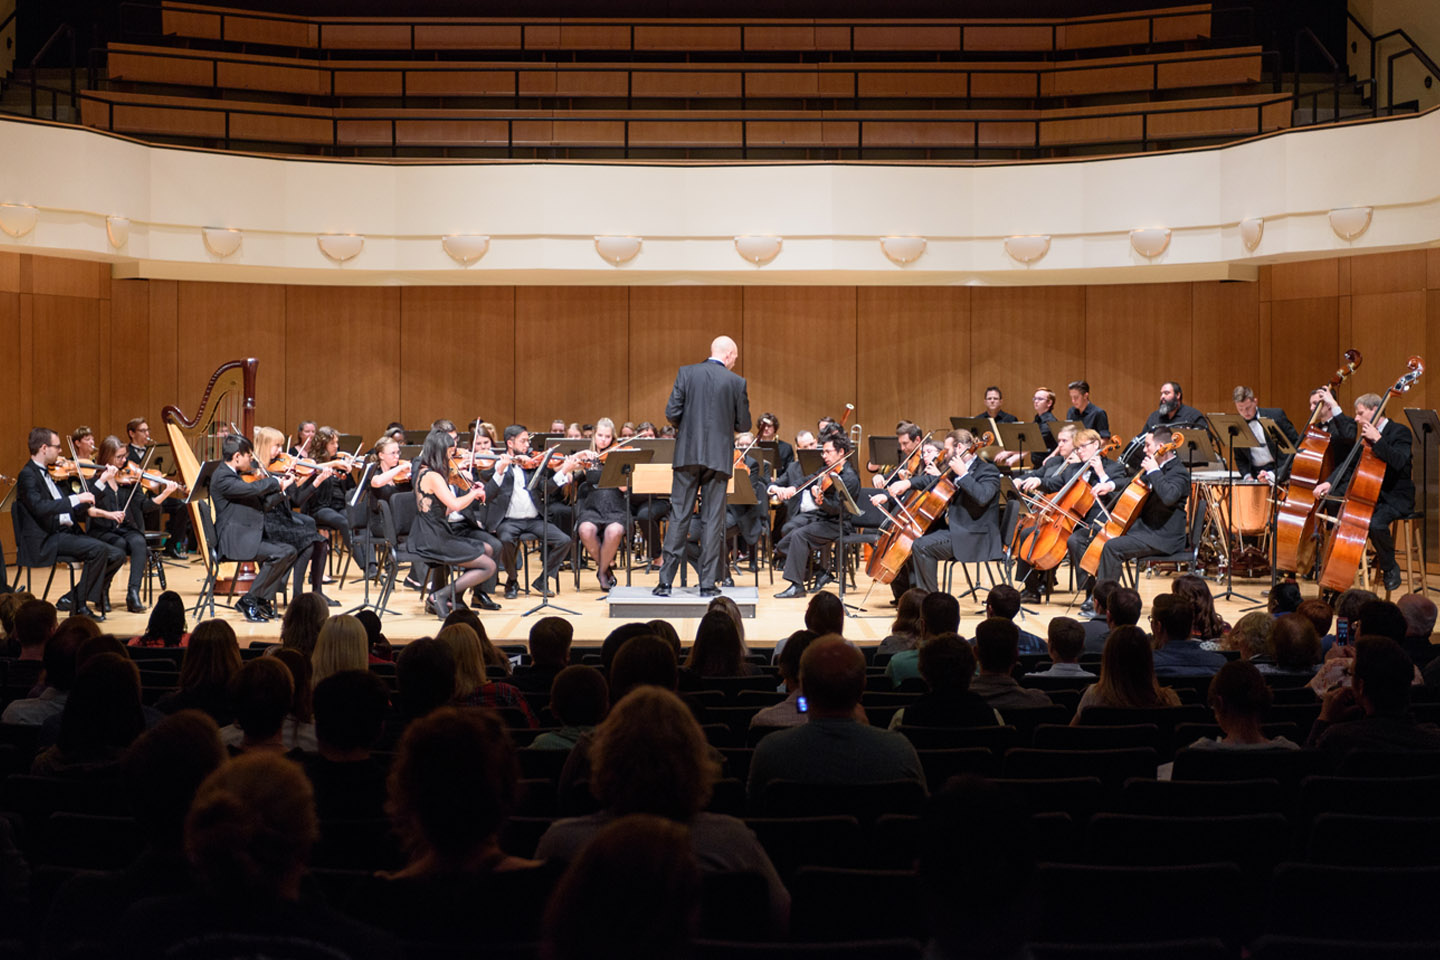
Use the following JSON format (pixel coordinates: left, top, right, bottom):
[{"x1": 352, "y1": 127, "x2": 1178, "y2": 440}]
[
  {"x1": 222, "y1": 657, "x2": 297, "y2": 754},
  {"x1": 804, "y1": 591, "x2": 845, "y2": 638},
  {"x1": 1398, "y1": 593, "x2": 1439, "y2": 668},
  {"x1": 886, "y1": 591, "x2": 961, "y2": 689},
  {"x1": 10, "y1": 599, "x2": 57, "y2": 682},
  {"x1": 131, "y1": 590, "x2": 187, "y2": 647},
  {"x1": 707, "y1": 594, "x2": 748, "y2": 652},
  {"x1": 2, "y1": 614, "x2": 89, "y2": 725},
  {"x1": 393, "y1": 638, "x2": 456, "y2": 727},
  {"x1": 1150, "y1": 594, "x2": 1225, "y2": 677},
  {"x1": 682, "y1": 609, "x2": 753, "y2": 681},
  {"x1": 750, "y1": 630, "x2": 817, "y2": 729},
  {"x1": 644, "y1": 619, "x2": 683, "y2": 662},
  {"x1": 890, "y1": 633, "x2": 1000, "y2": 729},
  {"x1": 0, "y1": 591, "x2": 37, "y2": 654},
  {"x1": 748, "y1": 637, "x2": 924, "y2": 808},
  {"x1": 117, "y1": 752, "x2": 399, "y2": 960},
  {"x1": 271, "y1": 648, "x2": 320, "y2": 752},
  {"x1": 1260, "y1": 613, "x2": 1324, "y2": 682},
  {"x1": 279, "y1": 591, "x2": 329, "y2": 659},
  {"x1": 538, "y1": 687, "x2": 788, "y2": 930},
  {"x1": 311, "y1": 614, "x2": 370, "y2": 687},
  {"x1": 1173, "y1": 574, "x2": 1229, "y2": 642},
  {"x1": 878, "y1": 588, "x2": 926, "y2": 654},
  {"x1": 1354, "y1": 599, "x2": 1407, "y2": 645},
  {"x1": 1268, "y1": 580, "x2": 1303, "y2": 616},
  {"x1": 154, "y1": 619, "x2": 241, "y2": 725},
  {"x1": 1181, "y1": 660, "x2": 1300, "y2": 753},
  {"x1": 1081, "y1": 580, "x2": 1120, "y2": 654},
  {"x1": 542, "y1": 814, "x2": 700, "y2": 960},
  {"x1": 1328, "y1": 588, "x2": 1378, "y2": 653},
  {"x1": 971, "y1": 619, "x2": 1053, "y2": 710},
  {"x1": 32, "y1": 652, "x2": 145, "y2": 778},
  {"x1": 1297, "y1": 597, "x2": 1336, "y2": 647},
  {"x1": 1027, "y1": 617, "x2": 1094, "y2": 678},
  {"x1": 600, "y1": 622, "x2": 657, "y2": 674},
  {"x1": 1074, "y1": 626, "x2": 1181, "y2": 722},
  {"x1": 531, "y1": 665, "x2": 608, "y2": 751},
  {"x1": 1224, "y1": 611, "x2": 1275, "y2": 661},
  {"x1": 354, "y1": 609, "x2": 393, "y2": 664},
  {"x1": 986, "y1": 584, "x2": 1045, "y2": 655},
  {"x1": 608, "y1": 635, "x2": 680, "y2": 701},
  {"x1": 438, "y1": 623, "x2": 537, "y2": 727},
  {"x1": 514, "y1": 616, "x2": 573, "y2": 694},
  {"x1": 301, "y1": 670, "x2": 392, "y2": 820},
  {"x1": 1308, "y1": 636, "x2": 1440, "y2": 760}
]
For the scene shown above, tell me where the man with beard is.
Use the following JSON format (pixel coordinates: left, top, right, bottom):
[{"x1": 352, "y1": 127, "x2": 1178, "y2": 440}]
[{"x1": 1143, "y1": 381, "x2": 1208, "y2": 432}]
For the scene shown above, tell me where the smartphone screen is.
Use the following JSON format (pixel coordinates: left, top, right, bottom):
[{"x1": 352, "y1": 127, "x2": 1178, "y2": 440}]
[
  {"x1": 1336, "y1": 619, "x2": 1349, "y2": 646},
  {"x1": 796, "y1": 695, "x2": 809, "y2": 714}
]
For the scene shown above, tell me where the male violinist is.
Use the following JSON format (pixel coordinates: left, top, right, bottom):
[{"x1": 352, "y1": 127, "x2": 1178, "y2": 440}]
[
  {"x1": 16, "y1": 428, "x2": 125, "y2": 619},
  {"x1": 1231, "y1": 386, "x2": 1301, "y2": 482},
  {"x1": 1311, "y1": 392, "x2": 1413, "y2": 592},
  {"x1": 125, "y1": 418, "x2": 192, "y2": 560},
  {"x1": 865, "y1": 421, "x2": 924, "y2": 478},
  {"x1": 1077, "y1": 425, "x2": 1190, "y2": 618},
  {"x1": 770, "y1": 434, "x2": 860, "y2": 598},
  {"x1": 208, "y1": 434, "x2": 299, "y2": 623},
  {"x1": 482, "y1": 425, "x2": 581, "y2": 599}
]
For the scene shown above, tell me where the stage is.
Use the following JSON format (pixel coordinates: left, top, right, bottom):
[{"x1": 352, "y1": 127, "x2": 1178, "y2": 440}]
[{"x1": 48, "y1": 554, "x2": 1306, "y2": 650}]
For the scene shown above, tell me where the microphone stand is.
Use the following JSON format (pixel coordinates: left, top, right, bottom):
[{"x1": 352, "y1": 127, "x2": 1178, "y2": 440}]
[{"x1": 523, "y1": 446, "x2": 579, "y2": 618}]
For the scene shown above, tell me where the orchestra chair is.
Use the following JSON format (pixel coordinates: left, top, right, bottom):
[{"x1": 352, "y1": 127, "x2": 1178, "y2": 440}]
[
  {"x1": 1359, "y1": 511, "x2": 1426, "y2": 598},
  {"x1": 140, "y1": 531, "x2": 169, "y2": 604},
  {"x1": 193, "y1": 500, "x2": 285, "y2": 620},
  {"x1": 1132, "y1": 492, "x2": 1210, "y2": 584},
  {"x1": 8, "y1": 507, "x2": 81, "y2": 604}
]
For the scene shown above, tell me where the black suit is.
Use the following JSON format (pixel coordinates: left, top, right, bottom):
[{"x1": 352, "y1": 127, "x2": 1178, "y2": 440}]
[
  {"x1": 1232, "y1": 407, "x2": 1302, "y2": 480},
  {"x1": 209, "y1": 463, "x2": 298, "y2": 602},
  {"x1": 1089, "y1": 456, "x2": 1191, "y2": 583},
  {"x1": 481, "y1": 463, "x2": 572, "y2": 585},
  {"x1": 659, "y1": 358, "x2": 752, "y2": 588},
  {"x1": 1015, "y1": 455, "x2": 1128, "y2": 589},
  {"x1": 1144, "y1": 403, "x2": 1208, "y2": 433},
  {"x1": 14, "y1": 461, "x2": 124, "y2": 606},
  {"x1": 1326, "y1": 417, "x2": 1414, "y2": 575},
  {"x1": 912, "y1": 459, "x2": 1002, "y2": 593},
  {"x1": 774, "y1": 462, "x2": 860, "y2": 588}
]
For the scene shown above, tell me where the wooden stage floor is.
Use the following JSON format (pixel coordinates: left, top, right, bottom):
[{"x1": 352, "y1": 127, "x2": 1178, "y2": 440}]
[{"x1": 60, "y1": 556, "x2": 1303, "y2": 649}]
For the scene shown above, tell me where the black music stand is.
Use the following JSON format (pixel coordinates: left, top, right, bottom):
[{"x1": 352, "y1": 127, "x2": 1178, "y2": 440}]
[
  {"x1": 1405, "y1": 407, "x2": 1439, "y2": 594},
  {"x1": 950, "y1": 417, "x2": 996, "y2": 459},
  {"x1": 993, "y1": 422, "x2": 1042, "y2": 471},
  {"x1": 1243, "y1": 417, "x2": 1300, "y2": 610},
  {"x1": 725, "y1": 463, "x2": 762, "y2": 590},
  {"x1": 819, "y1": 474, "x2": 865, "y2": 617},
  {"x1": 598, "y1": 449, "x2": 654, "y2": 588},
  {"x1": 752, "y1": 444, "x2": 780, "y2": 483},
  {"x1": 523, "y1": 446, "x2": 580, "y2": 618},
  {"x1": 1206, "y1": 413, "x2": 1262, "y2": 603},
  {"x1": 796, "y1": 448, "x2": 825, "y2": 476},
  {"x1": 344, "y1": 462, "x2": 401, "y2": 616},
  {"x1": 868, "y1": 436, "x2": 900, "y2": 470}
]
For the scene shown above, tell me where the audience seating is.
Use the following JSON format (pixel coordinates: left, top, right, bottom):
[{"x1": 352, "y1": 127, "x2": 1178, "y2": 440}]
[
  {"x1": 1121, "y1": 777, "x2": 1285, "y2": 817},
  {"x1": 760, "y1": 779, "x2": 927, "y2": 824},
  {"x1": 743, "y1": 816, "x2": 864, "y2": 880},
  {"x1": 1264, "y1": 864, "x2": 1440, "y2": 942},
  {"x1": 694, "y1": 939, "x2": 923, "y2": 959},
  {"x1": 1305, "y1": 813, "x2": 1440, "y2": 866},
  {"x1": 1001, "y1": 747, "x2": 1158, "y2": 794},
  {"x1": 789, "y1": 866, "x2": 924, "y2": 942},
  {"x1": 1032, "y1": 862, "x2": 1246, "y2": 946}
]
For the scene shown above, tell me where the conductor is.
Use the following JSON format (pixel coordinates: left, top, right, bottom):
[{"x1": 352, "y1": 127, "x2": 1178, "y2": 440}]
[{"x1": 653, "y1": 336, "x2": 752, "y2": 597}]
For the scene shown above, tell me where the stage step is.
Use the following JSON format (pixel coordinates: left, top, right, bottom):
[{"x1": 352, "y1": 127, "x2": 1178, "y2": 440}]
[{"x1": 606, "y1": 585, "x2": 758, "y2": 619}]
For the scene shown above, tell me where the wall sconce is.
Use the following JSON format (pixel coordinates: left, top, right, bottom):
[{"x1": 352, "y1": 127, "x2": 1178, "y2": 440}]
[
  {"x1": 202, "y1": 226, "x2": 242, "y2": 257},
  {"x1": 1129, "y1": 227, "x2": 1171, "y2": 259},
  {"x1": 1329, "y1": 206, "x2": 1372, "y2": 241},
  {"x1": 1003, "y1": 235, "x2": 1050, "y2": 264},
  {"x1": 317, "y1": 234, "x2": 364, "y2": 263},
  {"x1": 735, "y1": 235, "x2": 782, "y2": 265},
  {"x1": 106, "y1": 216, "x2": 130, "y2": 248},
  {"x1": 595, "y1": 236, "x2": 642, "y2": 265},
  {"x1": 442, "y1": 235, "x2": 489, "y2": 266},
  {"x1": 1239, "y1": 218, "x2": 1263, "y2": 252},
  {"x1": 0, "y1": 203, "x2": 37, "y2": 238},
  {"x1": 880, "y1": 236, "x2": 927, "y2": 264}
]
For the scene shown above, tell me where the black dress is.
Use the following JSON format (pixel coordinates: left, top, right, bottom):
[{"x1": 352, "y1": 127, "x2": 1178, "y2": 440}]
[
  {"x1": 576, "y1": 466, "x2": 628, "y2": 528},
  {"x1": 408, "y1": 466, "x2": 482, "y2": 565},
  {"x1": 263, "y1": 479, "x2": 325, "y2": 551}
]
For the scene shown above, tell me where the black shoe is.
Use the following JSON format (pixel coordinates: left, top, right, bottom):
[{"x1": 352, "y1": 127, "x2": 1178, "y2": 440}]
[
  {"x1": 1019, "y1": 587, "x2": 1042, "y2": 603},
  {"x1": 100, "y1": 596, "x2": 112, "y2": 613},
  {"x1": 504, "y1": 582, "x2": 519, "y2": 600},
  {"x1": 75, "y1": 604, "x2": 103, "y2": 621},
  {"x1": 429, "y1": 588, "x2": 454, "y2": 620},
  {"x1": 811, "y1": 571, "x2": 835, "y2": 592},
  {"x1": 699, "y1": 586, "x2": 721, "y2": 597},
  {"x1": 652, "y1": 584, "x2": 672, "y2": 597},
  {"x1": 775, "y1": 583, "x2": 806, "y2": 599},
  {"x1": 56, "y1": 596, "x2": 72, "y2": 612},
  {"x1": 721, "y1": 576, "x2": 735, "y2": 588},
  {"x1": 473, "y1": 592, "x2": 501, "y2": 611},
  {"x1": 1385, "y1": 566, "x2": 1403, "y2": 591},
  {"x1": 256, "y1": 599, "x2": 278, "y2": 621},
  {"x1": 1078, "y1": 599, "x2": 1096, "y2": 619},
  {"x1": 315, "y1": 592, "x2": 340, "y2": 608},
  {"x1": 403, "y1": 574, "x2": 426, "y2": 591},
  {"x1": 126, "y1": 589, "x2": 146, "y2": 614},
  {"x1": 238, "y1": 597, "x2": 266, "y2": 623},
  {"x1": 531, "y1": 577, "x2": 555, "y2": 599}
]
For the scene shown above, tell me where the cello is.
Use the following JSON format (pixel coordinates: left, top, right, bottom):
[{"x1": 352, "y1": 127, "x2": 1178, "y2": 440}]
[
  {"x1": 865, "y1": 431, "x2": 993, "y2": 585},
  {"x1": 1079, "y1": 431, "x2": 1185, "y2": 576},
  {"x1": 1316, "y1": 356, "x2": 1425, "y2": 592},
  {"x1": 1273, "y1": 349, "x2": 1363, "y2": 573},
  {"x1": 1010, "y1": 436, "x2": 1122, "y2": 571}
]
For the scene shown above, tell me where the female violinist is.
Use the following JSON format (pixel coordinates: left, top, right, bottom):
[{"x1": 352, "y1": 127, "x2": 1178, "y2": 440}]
[
  {"x1": 361, "y1": 435, "x2": 411, "y2": 581},
  {"x1": 303, "y1": 426, "x2": 358, "y2": 568},
  {"x1": 291, "y1": 420, "x2": 317, "y2": 458},
  {"x1": 88, "y1": 435, "x2": 180, "y2": 613},
  {"x1": 575, "y1": 418, "x2": 629, "y2": 591},
  {"x1": 756, "y1": 412, "x2": 794, "y2": 478},
  {"x1": 253, "y1": 427, "x2": 335, "y2": 607},
  {"x1": 411, "y1": 430, "x2": 498, "y2": 618},
  {"x1": 1014, "y1": 423, "x2": 1079, "y2": 493}
]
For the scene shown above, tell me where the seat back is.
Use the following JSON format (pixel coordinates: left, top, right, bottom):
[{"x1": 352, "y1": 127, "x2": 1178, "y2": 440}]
[{"x1": 761, "y1": 778, "x2": 927, "y2": 824}]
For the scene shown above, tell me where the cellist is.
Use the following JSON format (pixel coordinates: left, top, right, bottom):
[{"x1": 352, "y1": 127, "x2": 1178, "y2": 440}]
[
  {"x1": 1014, "y1": 428, "x2": 1127, "y2": 602},
  {"x1": 1077, "y1": 425, "x2": 1190, "y2": 618},
  {"x1": 908, "y1": 428, "x2": 1003, "y2": 594},
  {"x1": 1311, "y1": 392, "x2": 1414, "y2": 592}
]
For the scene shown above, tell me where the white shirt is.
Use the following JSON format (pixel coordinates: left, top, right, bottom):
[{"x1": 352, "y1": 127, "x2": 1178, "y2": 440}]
[
  {"x1": 40, "y1": 469, "x2": 82, "y2": 527},
  {"x1": 1246, "y1": 417, "x2": 1274, "y2": 467},
  {"x1": 504, "y1": 464, "x2": 540, "y2": 520}
]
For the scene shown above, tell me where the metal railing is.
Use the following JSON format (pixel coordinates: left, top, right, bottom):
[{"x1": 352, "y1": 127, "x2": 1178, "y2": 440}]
[{"x1": 1348, "y1": 11, "x2": 1440, "y2": 114}]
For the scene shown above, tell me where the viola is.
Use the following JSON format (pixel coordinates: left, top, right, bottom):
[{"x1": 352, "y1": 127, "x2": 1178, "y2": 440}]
[
  {"x1": 1317, "y1": 356, "x2": 1425, "y2": 592},
  {"x1": 1010, "y1": 436, "x2": 1122, "y2": 571},
  {"x1": 1274, "y1": 349, "x2": 1363, "y2": 573},
  {"x1": 1079, "y1": 432, "x2": 1185, "y2": 576},
  {"x1": 866, "y1": 431, "x2": 993, "y2": 585}
]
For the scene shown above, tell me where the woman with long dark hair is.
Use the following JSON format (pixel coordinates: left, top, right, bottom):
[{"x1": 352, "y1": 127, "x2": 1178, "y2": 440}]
[{"x1": 410, "y1": 431, "x2": 496, "y2": 618}]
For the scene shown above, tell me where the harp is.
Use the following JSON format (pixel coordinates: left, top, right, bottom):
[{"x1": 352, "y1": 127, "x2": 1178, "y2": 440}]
[{"x1": 161, "y1": 359, "x2": 259, "y2": 589}]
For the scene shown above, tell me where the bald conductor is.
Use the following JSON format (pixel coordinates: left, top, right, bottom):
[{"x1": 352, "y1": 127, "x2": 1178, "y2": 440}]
[{"x1": 653, "y1": 336, "x2": 752, "y2": 597}]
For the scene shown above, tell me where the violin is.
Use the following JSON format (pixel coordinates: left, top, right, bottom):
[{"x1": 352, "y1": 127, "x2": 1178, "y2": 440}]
[
  {"x1": 1079, "y1": 432, "x2": 1185, "y2": 576},
  {"x1": 118, "y1": 461, "x2": 187, "y2": 497},
  {"x1": 267, "y1": 452, "x2": 352, "y2": 479},
  {"x1": 1317, "y1": 356, "x2": 1425, "y2": 592},
  {"x1": 1010, "y1": 435, "x2": 1122, "y2": 571},
  {"x1": 812, "y1": 457, "x2": 847, "y2": 504},
  {"x1": 448, "y1": 453, "x2": 474, "y2": 491},
  {"x1": 48, "y1": 457, "x2": 99, "y2": 482},
  {"x1": 1274, "y1": 349, "x2": 1363, "y2": 574},
  {"x1": 393, "y1": 461, "x2": 412, "y2": 484}
]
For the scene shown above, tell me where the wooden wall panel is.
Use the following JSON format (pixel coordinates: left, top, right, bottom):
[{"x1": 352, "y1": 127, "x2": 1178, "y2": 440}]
[
  {"x1": 29, "y1": 296, "x2": 103, "y2": 443},
  {"x1": 147, "y1": 281, "x2": 180, "y2": 429},
  {"x1": 28, "y1": 255, "x2": 103, "y2": 300},
  {"x1": 971, "y1": 286, "x2": 1086, "y2": 430},
  {"x1": 284, "y1": 285, "x2": 401, "y2": 442},
  {"x1": 1268, "y1": 298, "x2": 1341, "y2": 414},
  {"x1": 1190, "y1": 280, "x2": 1263, "y2": 416},
  {"x1": 1349, "y1": 290, "x2": 1428, "y2": 412},
  {"x1": 856, "y1": 287, "x2": 970, "y2": 442},
  {"x1": 109, "y1": 280, "x2": 153, "y2": 430},
  {"x1": 0, "y1": 253, "x2": 18, "y2": 294},
  {"x1": 514, "y1": 287, "x2": 629, "y2": 429},
  {"x1": 1350, "y1": 250, "x2": 1427, "y2": 296},
  {"x1": 629, "y1": 287, "x2": 743, "y2": 428},
  {"x1": 742, "y1": 287, "x2": 856, "y2": 444},
  {"x1": 175, "y1": 282, "x2": 287, "y2": 433},
  {"x1": 0, "y1": 292, "x2": 21, "y2": 467},
  {"x1": 1084, "y1": 284, "x2": 1193, "y2": 438},
  {"x1": 398, "y1": 286, "x2": 516, "y2": 433},
  {"x1": 1269, "y1": 259, "x2": 1341, "y2": 301}
]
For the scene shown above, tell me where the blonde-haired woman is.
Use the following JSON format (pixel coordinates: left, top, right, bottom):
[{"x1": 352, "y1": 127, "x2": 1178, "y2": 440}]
[
  {"x1": 576, "y1": 417, "x2": 629, "y2": 592},
  {"x1": 311, "y1": 614, "x2": 370, "y2": 686},
  {"x1": 252, "y1": 426, "x2": 334, "y2": 606},
  {"x1": 436, "y1": 622, "x2": 536, "y2": 726}
]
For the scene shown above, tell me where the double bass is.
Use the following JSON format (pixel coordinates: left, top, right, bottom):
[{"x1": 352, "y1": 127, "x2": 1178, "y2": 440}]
[
  {"x1": 1079, "y1": 432, "x2": 1185, "y2": 576},
  {"x1": 1273, "y1": 349, "x2": 1363, "y2": 573},
  {"x1": 1316, "y1": 356, "x2": 1424, "y2": 592},
  {"x1": 1010, "y1": 436, "x2": 1121, "y2": 571},
  {"x1": 865, "y1": 432, "x2": 993, "y2": 585}
]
